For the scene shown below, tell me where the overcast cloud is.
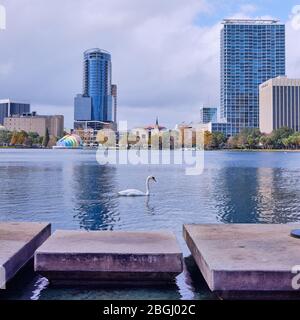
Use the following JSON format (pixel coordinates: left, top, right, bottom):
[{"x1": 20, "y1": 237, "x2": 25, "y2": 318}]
[{"x1": 0, "y1": 0, "x2": 300, "y2": 129}]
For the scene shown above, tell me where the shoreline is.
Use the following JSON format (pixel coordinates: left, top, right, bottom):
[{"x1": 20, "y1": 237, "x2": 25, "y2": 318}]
[
  {"x1": 1, "y1": 146, "x2": 300, "y2": 153},
  {"x1": 211, "y1": 149, "x2": 300, "y2": 152},
  {"x1": 207, "y1": 149, "x2": 300, "y2": 152}
]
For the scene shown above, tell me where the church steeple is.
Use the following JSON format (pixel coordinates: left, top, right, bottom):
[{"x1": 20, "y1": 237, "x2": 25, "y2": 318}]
[{"x1": 155, "y1": 116, "x2": 159, "y2": 127}]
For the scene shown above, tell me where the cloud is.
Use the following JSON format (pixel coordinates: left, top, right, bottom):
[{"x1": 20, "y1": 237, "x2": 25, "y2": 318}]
[
  {"x1": 239, "y1": 4, "x2": 258, "y2": 15},
  {"x1": 286, "y1": 6, "x2": 300, "y2": 77},
  {"x1": 0, "y1": 1, "x2": 300, "y2": 129},
  {"x1": 0, "y1": 0, "x2": 220, "y2": 128}
]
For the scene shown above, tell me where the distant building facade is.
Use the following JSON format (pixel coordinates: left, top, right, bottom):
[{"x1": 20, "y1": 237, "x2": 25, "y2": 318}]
[
  {"x1": 74, "y1": 48, "x2": 114, "y2": 126},
  {"x1": 0, "y1": 99, "x2": 30, "y2": 125},
  {"x1": 208, "y1": 122, "x2": 233, "y2": 136},
  {"x1": 74, "y1": 120, "x2": 116, "y2": 131},
  {"x1": 144, "y1": 117, "x2": 167, "y2": 133},
  {"x1": 259, "y1": 76, "x2": 300, "y2": 134},
  {"x1": 4, "y1": 113, "x2": 64, "y2": 137},
  {"x1": 212, "y1": 19, "x2": 286, "y2": 136},
  {"x1": 73, "y1": 121, "x2": 116, "y2": 146},
  {"x1": 200, "y1": 107, "x2": 217, "y2": 124},
  {"x1": 111, "y1": 84, "x2": 117, "y2": 123},
  {"x1": 128, "y1": 118, "x2": 168, "y2": 149}
]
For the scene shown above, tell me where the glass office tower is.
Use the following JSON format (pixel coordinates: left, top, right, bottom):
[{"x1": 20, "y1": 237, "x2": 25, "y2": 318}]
[
  {"x1": 200, "y1": 107, "x2": 217, "y2": 124},
  {"x1": 0, "y1": 99, "x2": 30, "y2": 125},
  {"x1": 220, "y1": 19, "x2": 285, "y2": 135},
  {"x1": 83, "y1": 48, "x2": 113, "y2": 122}
]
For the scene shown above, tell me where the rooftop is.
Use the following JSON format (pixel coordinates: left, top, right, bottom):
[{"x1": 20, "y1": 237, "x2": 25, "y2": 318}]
[
  {"x1": 260, "y1": 76, "x2": 300, "y2": 87},
  {"x1": 0, "y1": 99, "x2": 30, "y2": 105},
  {"x1": 7, "y1": 113, "x2": 63, "y2": 119},
  {"x1": 84, "y1": 48, "x2": 111, "y2": 55},
  {"x1": 222, "y1": 19, "x2": 280, "y2": 25},
  {"x1": 144, "y1": 124, "x2": 167, "y2": 131}
]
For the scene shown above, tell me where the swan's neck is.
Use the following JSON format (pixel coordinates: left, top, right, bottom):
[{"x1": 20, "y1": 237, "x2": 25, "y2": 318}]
[{"x1": 146, "y1": 178, "x2": 150, "y2": 195}]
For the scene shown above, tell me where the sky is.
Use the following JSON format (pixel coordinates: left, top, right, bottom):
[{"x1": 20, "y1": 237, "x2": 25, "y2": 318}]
[{"x1": 0, "y1": 0, "x2": 300, "y2": 129}]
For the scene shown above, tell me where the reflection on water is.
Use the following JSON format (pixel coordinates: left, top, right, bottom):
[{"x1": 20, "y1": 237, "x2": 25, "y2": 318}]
[
  {"x1": 1, "y1": 149, "x2": 300, "y2": 300},
  {"x1": 145, "y1": 197, "x2": 156, "y2": 216},
  {"x1": 213, "y1": 167, "x2": 300, "y2": 224},
  {"x1": 72, "y1": 164, "x2": 119, "y2": 230}
]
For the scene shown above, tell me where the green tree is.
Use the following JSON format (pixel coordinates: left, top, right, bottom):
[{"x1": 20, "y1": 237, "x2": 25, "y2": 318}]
[
  {"x1": 0, "y1": 130, "x2": 13, "y2": 145},
  {"x1": 270, "y1": 127, "x2": 294, "y2": 149},
  {"x1": 210, "y1": 132, "x2": 227, "y2": 149},
  {"x1": 28, "y1": 132, "x2": 40, "y2": 145},
  {"x1": 236, "y1": 128, "x2": 261, "y2": 149},
  {"x1": 285, "y1": 132, "x2": 300, "y2": 149},
  {"x1": 282, "y1": 137, "x2": 290, "y2": 149},
  {"x1": 259, "y1": 134, "x2": 273, "y2": 149}
]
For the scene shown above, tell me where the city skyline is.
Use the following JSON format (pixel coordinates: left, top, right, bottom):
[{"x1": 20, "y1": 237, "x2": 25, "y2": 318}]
[{"x1": 0, "y1": 1, "x2": 300, "y2": 129}]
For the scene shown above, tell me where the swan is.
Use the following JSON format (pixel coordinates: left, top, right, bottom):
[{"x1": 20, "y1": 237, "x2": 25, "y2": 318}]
[{"x1": 118, "y1": 176, "x2": 157, "y2": 197}]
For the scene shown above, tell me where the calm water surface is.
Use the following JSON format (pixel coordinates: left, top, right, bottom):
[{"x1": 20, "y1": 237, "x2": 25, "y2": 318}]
[{"x1": 1, "y1": 149, "x2": 300, "y2": 300}]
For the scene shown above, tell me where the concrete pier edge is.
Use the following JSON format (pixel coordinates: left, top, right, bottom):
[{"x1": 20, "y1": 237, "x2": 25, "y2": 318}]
[
  {"x1": 183, "y1": 223, "x2": 300, "y2": 292},
  {"x1": 0, "y1": 222, "x2": 51, "y2": 287},
  {"x1": 35, "y1": 229, "x2": 183, "y2": 285}
]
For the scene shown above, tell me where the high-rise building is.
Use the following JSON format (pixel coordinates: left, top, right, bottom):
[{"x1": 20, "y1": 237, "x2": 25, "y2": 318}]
[
  {"x1": 0, "y1": 99, "x2": 30, "y2": 125},
  {"x1": 219, "y1": 19, "x2": 286, "y2": 136},
  {"x1": 74, "y1": 48, "x2": 114, "y2": 125},
  {"x1": 200, "y1": 107, "x2": 217, "y2": 124},
  {"x1": 259, "y1": 76, "x2": 300, "y2": 134}
]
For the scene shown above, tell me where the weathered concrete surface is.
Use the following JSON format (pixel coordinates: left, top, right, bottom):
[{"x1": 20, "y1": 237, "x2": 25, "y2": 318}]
[
  {"x1": 0, "y1": 222, "x2": 51, "y2": 287},
  {"x1": 184, "y1": 224, "x2": 300, "y2": 292},
  {"x1": 35, "y1": 230, "x2": 183, "y2": 285}
]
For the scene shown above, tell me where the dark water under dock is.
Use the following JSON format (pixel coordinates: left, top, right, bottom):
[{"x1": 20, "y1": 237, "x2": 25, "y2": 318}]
[{"x1": 1, "y1": 149, "x2": 300, "y2": 300}]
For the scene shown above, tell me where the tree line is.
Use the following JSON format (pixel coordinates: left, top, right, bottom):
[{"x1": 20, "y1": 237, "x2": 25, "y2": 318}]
[
  {"x1": 0, "y1": 128, "x2": 59, "y2": 148},
  {"x1": 204, "y1": 127, "x2": 300, "y2": 150}
]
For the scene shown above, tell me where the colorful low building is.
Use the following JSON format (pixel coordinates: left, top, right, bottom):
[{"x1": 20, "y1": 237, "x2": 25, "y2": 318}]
[{"x1": 54, "y1": 134, "x2": 82, "y2": 149}]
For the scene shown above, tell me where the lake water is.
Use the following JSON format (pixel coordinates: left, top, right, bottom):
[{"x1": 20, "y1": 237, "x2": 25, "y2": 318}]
[{"x1": 1, "y1": 149, "x2": 300, "y2": 300}]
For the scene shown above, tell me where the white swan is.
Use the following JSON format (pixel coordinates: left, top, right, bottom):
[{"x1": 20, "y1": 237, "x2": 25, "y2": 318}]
[{"x1": 118, "y1": 176, "x2": 157, "y2": 197}]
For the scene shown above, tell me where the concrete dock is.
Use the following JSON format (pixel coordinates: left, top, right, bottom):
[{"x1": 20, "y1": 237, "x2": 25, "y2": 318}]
[
  {"x1": 35, "y1": 230, "x2": 183, "y2": 285},
  {"x1": 0, "y1": 222, "x2": 51, "y2": 288},
  {"x1": 184, "y1": 224, "x2": 300, "y2": 292}
]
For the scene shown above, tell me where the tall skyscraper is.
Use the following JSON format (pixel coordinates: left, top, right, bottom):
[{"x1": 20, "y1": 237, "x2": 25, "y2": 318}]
[
  {"x1": 74, "y1": 48, "x2": 114, "y2": 126},
  {"x1": 220, "y1": 19, "x2": 286, "y2": 135},
  {"x1": 83, "y1": 48, "x2": 112, "y2": 122}
]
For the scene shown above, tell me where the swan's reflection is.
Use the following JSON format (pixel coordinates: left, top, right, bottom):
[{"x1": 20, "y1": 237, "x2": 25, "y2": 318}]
[{"x1": 145, "y1": 197, "x2": 156, "y2": 215}]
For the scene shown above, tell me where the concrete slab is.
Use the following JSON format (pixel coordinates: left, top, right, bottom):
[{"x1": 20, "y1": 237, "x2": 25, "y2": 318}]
[
  {"x1": 0, "y1": 222, "x2": 51, "y2": 288},
  {"x1": 35, "y1": 230, "x2": 183, "y2": 285},
  {"x1": 183, "y1": 224, "x2": 300, "y2": 292}
]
